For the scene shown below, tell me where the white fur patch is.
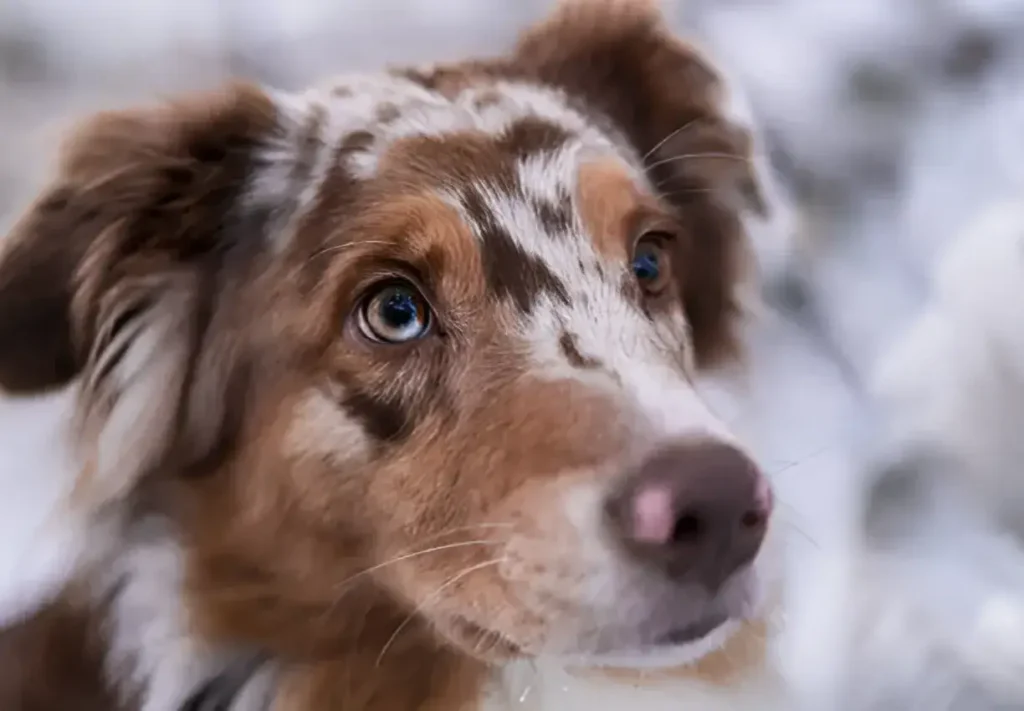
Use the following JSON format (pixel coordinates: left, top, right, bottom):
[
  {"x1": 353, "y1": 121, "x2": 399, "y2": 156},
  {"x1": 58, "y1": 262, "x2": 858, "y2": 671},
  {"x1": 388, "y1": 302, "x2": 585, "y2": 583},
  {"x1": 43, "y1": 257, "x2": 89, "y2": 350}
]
[
  {"x1": 0, "y1": 386, "x2": 84, "y2": 625},
  {"x1": 98, "y1": 520, "x2": 230, "y2": 711},
  {"x1": 285, "y1": 387, "x2": 371, "y2": 465},
  {"x1": 76, "y1": 285, "x2": 193, "y2": 516}
]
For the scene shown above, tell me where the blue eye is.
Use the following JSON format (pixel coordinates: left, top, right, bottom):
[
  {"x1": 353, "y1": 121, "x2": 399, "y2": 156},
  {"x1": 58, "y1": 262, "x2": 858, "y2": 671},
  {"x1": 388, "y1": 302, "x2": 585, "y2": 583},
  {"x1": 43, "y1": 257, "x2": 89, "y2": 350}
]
[
  {"x1": 358, "y1": 282, "x2": 432, "y2": 343},
  {"x1": 632, "y1": 250, "x2": 660, "y2": 282},
  {"x1": 631, "y1": 236, "x2": 669, "y2": 292}
]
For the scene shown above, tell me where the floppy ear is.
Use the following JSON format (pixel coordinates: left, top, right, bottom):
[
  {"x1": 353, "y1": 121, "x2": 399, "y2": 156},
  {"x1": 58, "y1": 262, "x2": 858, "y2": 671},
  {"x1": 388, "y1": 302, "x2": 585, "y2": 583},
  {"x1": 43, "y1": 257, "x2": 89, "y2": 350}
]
[
  {"x1": 514, "y1": 0, "x2": 784, "y2": 366},
  {"x1": 0, "y1": 83, "x2": 299, "y2": 507}
]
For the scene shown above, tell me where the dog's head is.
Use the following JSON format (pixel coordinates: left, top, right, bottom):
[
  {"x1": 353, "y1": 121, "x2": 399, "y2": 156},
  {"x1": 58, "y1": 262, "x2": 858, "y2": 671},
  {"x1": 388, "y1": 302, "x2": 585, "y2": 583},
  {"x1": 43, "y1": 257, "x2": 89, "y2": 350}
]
[{"x1": 0, "y1": 1, "x2": 786, "y2": 669}]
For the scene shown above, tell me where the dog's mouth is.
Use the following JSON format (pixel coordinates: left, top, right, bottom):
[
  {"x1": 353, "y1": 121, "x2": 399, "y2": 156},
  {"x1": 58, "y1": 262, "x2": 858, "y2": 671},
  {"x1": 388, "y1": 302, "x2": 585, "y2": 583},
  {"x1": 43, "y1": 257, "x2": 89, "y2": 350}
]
[
  {"x1": 446, "y1": 609, "x2": 738, "y2": 668},
  {"x1": 571, "y1": 613, "x2": 741, "y2": 671},
  {"x1": 447, "y1": 615, "x2": 523, "y2": 661},
  {"x1": 443, "y1": 610, "x2": 734, "y2": 666},
  {"x1": 652, "y1": 612, "x2": 732, "y2": 647},
  {"x1": 434, "y1": 560, "x2": 765, "y2": 666}
]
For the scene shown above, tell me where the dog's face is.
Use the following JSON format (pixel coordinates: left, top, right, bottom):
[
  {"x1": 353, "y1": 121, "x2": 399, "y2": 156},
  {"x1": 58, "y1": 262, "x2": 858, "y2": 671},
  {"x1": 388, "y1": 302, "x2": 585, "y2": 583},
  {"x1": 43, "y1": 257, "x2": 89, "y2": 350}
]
[{"x1": 0, "y1": 1, "x2": 785, "y2": 668}]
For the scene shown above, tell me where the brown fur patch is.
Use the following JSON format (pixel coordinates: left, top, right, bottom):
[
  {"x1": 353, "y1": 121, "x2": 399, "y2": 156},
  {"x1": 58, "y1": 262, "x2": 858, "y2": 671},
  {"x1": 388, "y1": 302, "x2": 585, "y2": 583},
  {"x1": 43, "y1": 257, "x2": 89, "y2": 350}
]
[
  {"x1": 0, "y1": 597, "x2": 124, "y2": 711},
  {"x1": 577, "y1": 159, "x2": 653, "y2": 261},
  {"x1": 0, "y1": 190, "x2": 87, "y2": 393},
  {"x1": 271, "y1": 629, "x2": 487, "y2": 711},
  {"x1": 497, "y1": 117, "x2": 571, "y2": 159},
  {"x1": 180, "y1": 343, "x2": 630, "y2": 678}
]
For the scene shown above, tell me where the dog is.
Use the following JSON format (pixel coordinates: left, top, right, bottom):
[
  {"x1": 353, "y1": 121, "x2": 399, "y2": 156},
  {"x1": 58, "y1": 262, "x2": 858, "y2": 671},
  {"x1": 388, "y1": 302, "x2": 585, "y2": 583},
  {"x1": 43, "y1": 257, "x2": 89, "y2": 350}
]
[{"x1": 0, "y1": 1, "x2": 793, "y2": 709}]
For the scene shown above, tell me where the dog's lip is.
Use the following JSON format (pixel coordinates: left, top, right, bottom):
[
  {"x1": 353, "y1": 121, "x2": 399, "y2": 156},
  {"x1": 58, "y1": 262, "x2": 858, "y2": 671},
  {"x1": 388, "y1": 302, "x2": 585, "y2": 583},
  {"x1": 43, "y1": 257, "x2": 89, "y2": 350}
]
[
  {"x1": 652, "y1": 612, "x2": 731, "y2": 646},
  {"x1": 564, "y1": 613, "x2": 740, "y2": 670},
  {"x1": 449, "y1": 615, "x2": 523, "y2": 658}
]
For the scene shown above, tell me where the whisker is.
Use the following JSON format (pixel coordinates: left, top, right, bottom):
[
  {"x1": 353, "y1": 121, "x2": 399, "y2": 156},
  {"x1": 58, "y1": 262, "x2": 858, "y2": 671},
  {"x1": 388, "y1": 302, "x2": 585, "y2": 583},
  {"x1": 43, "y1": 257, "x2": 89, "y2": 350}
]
[
  {"x1": 652, "y1": 185, "x2": 717, "y2": 197},
  {"x1": 375, "y1": 557, "x2": 505, "y2": 666},
  {"x1": 645, "y1": 151, "x2": 752, "y2": 173},
  {"x1": 411, "y1": 522, "x2": 514, "y2": 546},
  {"x1": 767, "y1": 445, "x2": 834, "y2": 479},
  {"x1": 770, "y1": 489, "x2": 822, "y2": 551},
  {"x1": 642, "y1": 117, "x2": 704, "y2": 165},
  {"x1": 307, "y1": 239, "x2": 394, "y2": 262},
  {"x1": 518, "y1": 684, "x2": 535, "y2": 705},
  {"x1": 317, "y1": 536, "x2": 505, "y2": 626},
  {"x1": 473, "y1": 627, "x2": 506, "y2": 657},
  {"x1": 774, "y1": 514, "x2": 822, "y2": 551},
  {"x1": 332, "y1": 539, "x2": 503, "y2": 591}
]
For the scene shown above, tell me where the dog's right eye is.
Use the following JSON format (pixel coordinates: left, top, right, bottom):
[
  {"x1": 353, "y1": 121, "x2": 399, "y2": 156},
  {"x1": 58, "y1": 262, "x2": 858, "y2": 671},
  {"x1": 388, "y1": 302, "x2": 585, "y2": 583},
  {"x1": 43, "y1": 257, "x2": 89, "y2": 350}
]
[
  {"x1": 631, "y1": 233, "x2": 672, "y2": 296},
  {"x1": 356, "y1": 281, "x2": 433, "y2": 344}
]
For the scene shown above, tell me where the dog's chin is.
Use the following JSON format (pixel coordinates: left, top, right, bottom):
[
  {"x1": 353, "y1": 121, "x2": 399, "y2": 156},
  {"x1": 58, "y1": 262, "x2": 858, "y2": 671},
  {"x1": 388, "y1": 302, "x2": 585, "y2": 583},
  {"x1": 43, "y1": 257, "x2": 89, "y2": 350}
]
[
  {"x1": 440, "y1": 613, "x2": 739, "y2": 669},
  {"x1": 567, "y1": 615, "x2": 742, "y2": 671},
  {"x1": 439, "y1": 565, "x2": 770, "y2": 668}
]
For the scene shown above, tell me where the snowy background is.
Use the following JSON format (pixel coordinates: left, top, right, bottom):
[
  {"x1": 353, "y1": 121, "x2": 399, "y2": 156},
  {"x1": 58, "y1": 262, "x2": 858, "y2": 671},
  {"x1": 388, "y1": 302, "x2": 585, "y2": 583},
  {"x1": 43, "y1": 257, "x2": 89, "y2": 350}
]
[{"x1": 3, "y1": 0, "x2": 1024, "y2": 707}]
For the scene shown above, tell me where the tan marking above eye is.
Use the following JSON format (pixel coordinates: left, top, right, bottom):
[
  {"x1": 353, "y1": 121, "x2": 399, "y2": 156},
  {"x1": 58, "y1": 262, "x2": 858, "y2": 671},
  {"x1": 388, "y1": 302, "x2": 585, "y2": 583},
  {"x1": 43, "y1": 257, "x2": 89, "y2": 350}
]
[
  {"x1": 312, "y1": 191, "x2": 485, "y2": 318},
  {"x1": 575, "y1": 159, "x2": 673, "y2": 266}
]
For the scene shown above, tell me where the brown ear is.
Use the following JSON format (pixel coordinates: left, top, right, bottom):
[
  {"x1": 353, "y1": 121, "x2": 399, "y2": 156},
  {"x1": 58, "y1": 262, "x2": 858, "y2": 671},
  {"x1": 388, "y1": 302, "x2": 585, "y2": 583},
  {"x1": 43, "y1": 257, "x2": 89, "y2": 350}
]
[
  {"x1": 514, "y1": 0, "x2": 776, "y2": 366},
  {"x1": 0, "y1": 194, "x2": 86, "y2": 393},
  {"x1": 0, "y1": 84, "x2": 302, "y2": 512},
  {"x1": 0, "y1": 84, "x2": 278, "y2": 395}
]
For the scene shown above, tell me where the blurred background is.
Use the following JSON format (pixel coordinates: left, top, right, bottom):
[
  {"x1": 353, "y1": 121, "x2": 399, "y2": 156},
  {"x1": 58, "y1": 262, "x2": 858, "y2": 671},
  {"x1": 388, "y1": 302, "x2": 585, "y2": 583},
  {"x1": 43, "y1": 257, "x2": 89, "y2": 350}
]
[{"x1": 3, "y1": 0, "x2": 1024, "y2": 707}]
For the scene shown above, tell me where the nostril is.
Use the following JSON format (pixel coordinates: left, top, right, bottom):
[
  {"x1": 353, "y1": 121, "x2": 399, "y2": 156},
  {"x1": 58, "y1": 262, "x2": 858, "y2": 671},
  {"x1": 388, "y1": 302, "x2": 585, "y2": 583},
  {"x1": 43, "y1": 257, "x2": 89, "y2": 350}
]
[
  {"x1": 740, "y1": 508, "x2": 765, "y2": 529},
  {"x1": 671, "y1": 511, "x2": 704, "y2": 543}
]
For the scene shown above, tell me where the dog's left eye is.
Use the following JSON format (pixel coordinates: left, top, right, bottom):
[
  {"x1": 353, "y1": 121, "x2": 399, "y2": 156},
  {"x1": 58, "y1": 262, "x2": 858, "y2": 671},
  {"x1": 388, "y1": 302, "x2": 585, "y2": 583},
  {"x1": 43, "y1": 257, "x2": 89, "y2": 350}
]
[
  {"x1": 357, "y1": 281, "x2": 432, "y2": 344},
  {"x1": 631, "y1": 234, "x2": 671, "y2": 294}
]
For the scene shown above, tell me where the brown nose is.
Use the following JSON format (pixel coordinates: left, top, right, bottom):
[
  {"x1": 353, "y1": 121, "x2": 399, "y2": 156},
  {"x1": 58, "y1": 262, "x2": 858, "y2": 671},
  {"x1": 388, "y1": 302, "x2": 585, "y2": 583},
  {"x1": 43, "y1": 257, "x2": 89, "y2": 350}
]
[{"x1": 605, "y1": 441, "x2": 772, "y2": 591}]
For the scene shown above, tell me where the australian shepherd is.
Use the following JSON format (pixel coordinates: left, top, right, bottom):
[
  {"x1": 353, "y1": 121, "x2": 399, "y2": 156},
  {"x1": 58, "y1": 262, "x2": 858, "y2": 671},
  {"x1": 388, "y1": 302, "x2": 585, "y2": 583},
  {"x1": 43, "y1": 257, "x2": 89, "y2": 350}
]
[{"x1": 0, "y1": 1, "x2": 792, "y2": 709}]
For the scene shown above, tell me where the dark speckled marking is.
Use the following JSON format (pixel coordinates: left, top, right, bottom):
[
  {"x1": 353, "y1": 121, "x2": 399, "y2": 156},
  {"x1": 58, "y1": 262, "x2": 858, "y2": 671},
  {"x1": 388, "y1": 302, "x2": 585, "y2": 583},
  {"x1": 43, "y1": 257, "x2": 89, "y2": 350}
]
[
  {"x1": 559, "y1": 332, "x2": 601, "y2": 369},
  {"x1": 462, "y1": 189, "x2": 570, "y2": 315}
]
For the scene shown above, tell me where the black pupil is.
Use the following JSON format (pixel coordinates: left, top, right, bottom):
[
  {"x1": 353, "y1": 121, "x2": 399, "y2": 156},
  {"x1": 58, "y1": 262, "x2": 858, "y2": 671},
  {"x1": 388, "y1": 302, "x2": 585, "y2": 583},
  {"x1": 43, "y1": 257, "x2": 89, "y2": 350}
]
[
  {"x1": 633, "y1": 249, "x2": 660, "y2": 282},
  {"x1": 379, "y1": 289, "x2": 419, "y2": 329}
]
